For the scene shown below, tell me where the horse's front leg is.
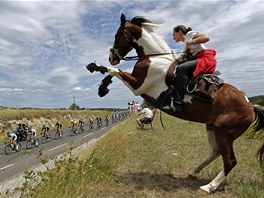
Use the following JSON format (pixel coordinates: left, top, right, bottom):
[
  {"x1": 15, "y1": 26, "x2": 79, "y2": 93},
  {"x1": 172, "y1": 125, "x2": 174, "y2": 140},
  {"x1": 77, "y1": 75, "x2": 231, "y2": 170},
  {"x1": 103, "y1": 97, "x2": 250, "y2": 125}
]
[
  {"x1": 86, "y1": 62, "x2": 139, "y2": 87},
  {"x1": 86, "y1": 62, "x2": 121, "y2": 78},
  {"x1": 86, "y1": 62, "x2": 139, "y2": 95},
  {"x1": 86, "y1": 63, "x2": 109, "y2": 74}
]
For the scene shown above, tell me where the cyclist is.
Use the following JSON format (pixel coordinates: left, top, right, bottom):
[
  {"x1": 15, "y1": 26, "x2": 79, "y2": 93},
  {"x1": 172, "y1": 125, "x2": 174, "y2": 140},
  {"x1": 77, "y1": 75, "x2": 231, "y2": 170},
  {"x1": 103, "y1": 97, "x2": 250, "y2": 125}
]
[
  {"x1": 96, "y1": 117, "x2": 101, "y2": 128},
  {"x1": 55, "y1": 121, "x2": 63, "y2": 137},
  {"x1": 69, "y1": 119, "x2": 78, "y2": 135},
  {"x1": 7, "y1": 131, "x2": 18, "y2": 150},
  {"x1": 78, "y1": 119, "x2": 84, "y2": 127},
  {"x1": 105, "y1": 115, "x2": 109, "y2": 126},
  {"x1": 42, "y1": 124, "x2": 50, "y2": 141},
  {"x1": 88, "y1": 117, "x2": 94, "y2": 131},
  {"x1": 70, "y1": 119, "x2": 77, "y2": 128},
  {"x1": 29, "y1": 127, "x2": 37, "y2": 142}
]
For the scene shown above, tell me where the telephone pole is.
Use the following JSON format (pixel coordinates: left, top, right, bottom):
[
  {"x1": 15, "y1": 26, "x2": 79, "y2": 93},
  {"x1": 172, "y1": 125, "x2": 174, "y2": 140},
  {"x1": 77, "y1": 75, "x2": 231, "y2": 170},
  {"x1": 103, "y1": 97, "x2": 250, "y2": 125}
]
[{"x1": 73, "y1": 96, "x2": 76, "y2": 104}]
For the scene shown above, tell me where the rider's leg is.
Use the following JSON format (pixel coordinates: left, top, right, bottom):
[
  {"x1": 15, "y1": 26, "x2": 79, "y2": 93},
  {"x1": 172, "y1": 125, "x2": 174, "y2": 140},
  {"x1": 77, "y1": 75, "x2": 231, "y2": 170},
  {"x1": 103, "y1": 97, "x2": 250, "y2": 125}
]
[
  {"x1": 46, "y1": 131, "x2": 50, "y2": 140},
  {"x1": 171, "y1": 60, "x2": 197, "y2": 112}
]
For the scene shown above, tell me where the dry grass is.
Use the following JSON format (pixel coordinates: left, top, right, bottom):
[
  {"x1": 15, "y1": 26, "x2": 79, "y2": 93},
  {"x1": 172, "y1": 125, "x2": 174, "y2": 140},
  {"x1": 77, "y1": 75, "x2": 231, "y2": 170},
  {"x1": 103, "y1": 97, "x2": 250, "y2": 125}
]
[
  {"x1": 0, "y1": 109, "x2": 111, "y2": 143},
  {"x1": 21, "y1": 111, "x2": 264, "y2": 198}
]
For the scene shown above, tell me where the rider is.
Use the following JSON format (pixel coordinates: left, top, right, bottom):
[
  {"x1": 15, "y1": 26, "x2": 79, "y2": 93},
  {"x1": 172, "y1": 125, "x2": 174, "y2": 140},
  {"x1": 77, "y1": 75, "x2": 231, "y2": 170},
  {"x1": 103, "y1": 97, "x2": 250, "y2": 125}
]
[
  {"x1": 105, "y1": 115, "x2": 109, "y2": 126},
  {"x1": 7, "y1": 131, "x2": 18, "y2": 149},
  {"x1": 70, "y1": 119, "x2": 77, "y2": 128},
  {"x1": 166, "y1": 25, "x2": 217, "y2": 112},
  {"x1": 95, "y1": 117, "x2": 102, "y2": 128},
  {"x1": 55, "y1": 121, "x2": 63, "y2": 137},
  {"x1": 29, "y1": 127, "x2": 37, "y2": 142},
  {"x1": 42, "y1": 124, "x2": 50, "y2": 140},
  {"x1": 88, "y1": 117, "x2": 94, "y2": 131},
  {"x1": 78, "y1": 119, "x2": 84, "y2": 127},
  {"x1": 78, "y1": 119, "x2": 85, "y2": 132}
]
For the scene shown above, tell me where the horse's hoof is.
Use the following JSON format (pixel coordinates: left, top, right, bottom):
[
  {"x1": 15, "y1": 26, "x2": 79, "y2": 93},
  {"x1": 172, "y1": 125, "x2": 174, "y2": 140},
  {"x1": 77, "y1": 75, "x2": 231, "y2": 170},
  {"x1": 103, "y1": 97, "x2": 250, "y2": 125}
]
[
  {"x1": 86, "y1": 63, "x2": 95, "y2": 73},
  {"x1": 197, "y1": 188, "x2": 210, "y2": 195}
]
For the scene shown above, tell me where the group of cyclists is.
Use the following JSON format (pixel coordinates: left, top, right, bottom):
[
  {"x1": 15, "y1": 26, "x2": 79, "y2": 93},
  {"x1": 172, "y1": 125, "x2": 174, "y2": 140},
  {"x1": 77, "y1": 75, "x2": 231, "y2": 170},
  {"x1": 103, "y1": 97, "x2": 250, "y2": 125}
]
[{"x1": 5, "y1": 111, "x2": 129, "y2": 154}]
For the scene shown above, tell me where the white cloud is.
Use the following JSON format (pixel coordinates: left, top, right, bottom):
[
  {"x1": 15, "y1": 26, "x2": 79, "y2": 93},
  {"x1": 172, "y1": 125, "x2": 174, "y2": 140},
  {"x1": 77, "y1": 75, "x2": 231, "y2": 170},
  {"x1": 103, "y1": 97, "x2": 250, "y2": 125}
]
[
  {"x1": 0, "y1": 0, "x2": 263, "y2": 108},
  {"x1": 73, "y1": 86, "x2": 90, "y2": 91}
]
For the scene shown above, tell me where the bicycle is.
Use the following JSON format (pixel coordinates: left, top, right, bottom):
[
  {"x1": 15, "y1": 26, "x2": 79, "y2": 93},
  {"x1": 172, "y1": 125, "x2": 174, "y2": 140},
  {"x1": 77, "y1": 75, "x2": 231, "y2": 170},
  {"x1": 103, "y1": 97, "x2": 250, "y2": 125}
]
[
  {"x1": 88, "y1": 122, "x2": 94, "y2": 131},
  {"x1": 70, "y1": 126, "x2": 78, "y2": 136},
  {"x1": 54, "y1": 128, "x2": 63, "y2": 139},
  {"x1": 78, "y1": 124, "x2": 85, "y2": 133},
  {"x1": 5, "y1": 142, "x2": 21, "y2": 155},
  {"x1": 26, "y1": 137, "x2": 40, "y2": 149},
  {"x1": 41, "y1": 133, "x2": 51, "y2": 144}
]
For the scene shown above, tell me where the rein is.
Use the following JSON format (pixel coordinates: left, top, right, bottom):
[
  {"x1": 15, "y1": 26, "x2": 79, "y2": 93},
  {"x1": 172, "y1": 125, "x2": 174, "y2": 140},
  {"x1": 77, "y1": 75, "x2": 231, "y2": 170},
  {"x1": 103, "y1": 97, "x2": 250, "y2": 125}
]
[
  {"x1": 110, "y1": 48, "x2": 176, "y2": 61},
  {"x1": 122, "y1": 52, "x2": 175, "y2": 61},
  {"x1": 124, "y1": 52, "x2": 175, "y2": 61}
]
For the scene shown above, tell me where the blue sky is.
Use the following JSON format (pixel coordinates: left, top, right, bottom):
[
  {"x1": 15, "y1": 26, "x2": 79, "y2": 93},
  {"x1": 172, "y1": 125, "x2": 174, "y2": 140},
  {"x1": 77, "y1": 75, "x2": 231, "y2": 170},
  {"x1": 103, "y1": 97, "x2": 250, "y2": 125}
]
[{"x1": 0, "y1": 0, "x2": 263, "y2": 109}]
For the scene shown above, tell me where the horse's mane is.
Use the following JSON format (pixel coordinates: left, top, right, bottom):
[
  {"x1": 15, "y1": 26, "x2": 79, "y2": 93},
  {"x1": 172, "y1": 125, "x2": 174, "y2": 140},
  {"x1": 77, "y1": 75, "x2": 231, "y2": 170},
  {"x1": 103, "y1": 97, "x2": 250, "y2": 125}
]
[
  {"x1": 130, "y1": 16, "x2": 171, "y2": 53},
  {"x1": 131, "y1": 16, "x2": 160, "y2": 32}
]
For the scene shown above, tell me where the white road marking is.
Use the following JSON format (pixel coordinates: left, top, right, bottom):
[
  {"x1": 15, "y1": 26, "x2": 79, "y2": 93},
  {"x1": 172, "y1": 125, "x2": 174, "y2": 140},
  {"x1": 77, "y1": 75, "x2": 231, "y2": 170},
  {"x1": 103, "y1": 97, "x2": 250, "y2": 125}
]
[
  {"x1": 0, "y1": 163, "x2": 14, "y2": 170},
  {"x1": 83, "y1": 133, "x2": 93, "y2": 138},
  {"x1": 48, "y1": 143, "x2": 68, "y2": 152},
  {"x1": 101, "y1": 127, "x2": 106, "y2": 130}
]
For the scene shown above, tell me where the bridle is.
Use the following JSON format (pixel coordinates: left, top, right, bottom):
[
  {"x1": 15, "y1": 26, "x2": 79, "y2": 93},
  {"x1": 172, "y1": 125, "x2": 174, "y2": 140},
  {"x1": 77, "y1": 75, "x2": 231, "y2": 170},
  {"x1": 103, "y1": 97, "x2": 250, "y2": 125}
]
[{"x1": 110, "y1": 24, "x2": 176, "y2": 61}]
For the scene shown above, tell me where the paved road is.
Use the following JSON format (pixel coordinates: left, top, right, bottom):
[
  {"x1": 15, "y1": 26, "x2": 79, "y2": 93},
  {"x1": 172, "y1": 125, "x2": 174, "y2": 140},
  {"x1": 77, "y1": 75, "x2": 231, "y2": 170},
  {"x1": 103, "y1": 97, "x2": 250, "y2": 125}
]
[{"x1": 0, "y1": 121, "x2": 119, "y2": 183}]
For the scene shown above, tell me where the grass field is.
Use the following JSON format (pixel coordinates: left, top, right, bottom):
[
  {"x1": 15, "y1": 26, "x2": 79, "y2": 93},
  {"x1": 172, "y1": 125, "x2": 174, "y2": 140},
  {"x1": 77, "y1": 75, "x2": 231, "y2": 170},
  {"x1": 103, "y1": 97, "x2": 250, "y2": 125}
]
[{"x1": 18, "y1": 111, "x2": 264, "y2": 198}]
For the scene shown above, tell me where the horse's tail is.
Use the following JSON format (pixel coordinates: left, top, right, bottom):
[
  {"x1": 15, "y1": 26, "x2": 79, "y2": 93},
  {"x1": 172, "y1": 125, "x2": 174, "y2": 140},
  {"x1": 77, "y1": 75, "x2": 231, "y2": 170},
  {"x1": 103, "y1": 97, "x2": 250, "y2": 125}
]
[{"x1": 253, "y1": 106, "x2": 264, "y2": 170}]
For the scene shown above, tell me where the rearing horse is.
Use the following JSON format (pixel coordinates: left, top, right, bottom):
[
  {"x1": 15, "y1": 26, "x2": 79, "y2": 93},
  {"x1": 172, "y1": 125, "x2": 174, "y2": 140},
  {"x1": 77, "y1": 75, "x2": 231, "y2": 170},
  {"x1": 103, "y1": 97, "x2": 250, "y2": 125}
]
[{"x1": 86, "y1": 13, "x2": 264, "y2": 193}]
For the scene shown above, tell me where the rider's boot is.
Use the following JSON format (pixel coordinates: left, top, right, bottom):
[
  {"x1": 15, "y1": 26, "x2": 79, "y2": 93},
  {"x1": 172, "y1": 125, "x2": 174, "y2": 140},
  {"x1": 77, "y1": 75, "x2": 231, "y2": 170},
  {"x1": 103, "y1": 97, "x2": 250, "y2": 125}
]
[{"x1": 164, "y1": 71, "x2": 189, "y2": 113}]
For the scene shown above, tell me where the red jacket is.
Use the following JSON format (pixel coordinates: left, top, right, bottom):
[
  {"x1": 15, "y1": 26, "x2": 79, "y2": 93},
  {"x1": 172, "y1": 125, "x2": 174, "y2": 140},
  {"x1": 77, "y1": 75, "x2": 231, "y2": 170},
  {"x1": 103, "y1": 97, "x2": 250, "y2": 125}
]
[{"x1": 193, "y1": 49, "x2": 217, "y2": 78}]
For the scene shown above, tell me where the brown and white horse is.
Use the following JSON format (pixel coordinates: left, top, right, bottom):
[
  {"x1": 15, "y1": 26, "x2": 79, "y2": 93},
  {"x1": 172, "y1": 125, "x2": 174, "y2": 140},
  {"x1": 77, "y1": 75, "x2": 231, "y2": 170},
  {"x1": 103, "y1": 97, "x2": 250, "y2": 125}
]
[{"x1": 86, "y1": 13, "x2": 264, "y2": 193}]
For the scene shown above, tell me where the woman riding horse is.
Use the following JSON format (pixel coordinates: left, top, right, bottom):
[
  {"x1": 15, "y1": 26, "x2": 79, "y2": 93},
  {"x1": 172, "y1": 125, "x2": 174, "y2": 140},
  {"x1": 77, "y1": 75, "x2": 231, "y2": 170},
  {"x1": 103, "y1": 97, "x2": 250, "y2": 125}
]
[
  {"x1": 86, "y1": 13, "x2": 264, "y2": 194},
  {"x1": 168, "y1": 25, "x2": 217, "y2": 112}
]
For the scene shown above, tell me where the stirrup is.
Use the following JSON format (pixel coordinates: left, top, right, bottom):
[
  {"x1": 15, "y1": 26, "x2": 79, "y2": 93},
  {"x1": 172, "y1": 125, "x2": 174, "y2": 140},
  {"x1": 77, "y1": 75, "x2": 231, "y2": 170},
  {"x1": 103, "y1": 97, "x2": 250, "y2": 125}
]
[{"x1": 161, "y1": 97, "x2": 182, "y2": 112}]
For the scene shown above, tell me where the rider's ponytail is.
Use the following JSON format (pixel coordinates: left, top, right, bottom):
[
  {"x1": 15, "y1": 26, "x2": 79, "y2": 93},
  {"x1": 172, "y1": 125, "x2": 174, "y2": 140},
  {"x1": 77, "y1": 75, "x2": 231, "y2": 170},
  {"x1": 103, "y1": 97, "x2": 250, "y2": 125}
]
[{"x1": 173, "y1": 25, "x2": 192, "y2": 35}]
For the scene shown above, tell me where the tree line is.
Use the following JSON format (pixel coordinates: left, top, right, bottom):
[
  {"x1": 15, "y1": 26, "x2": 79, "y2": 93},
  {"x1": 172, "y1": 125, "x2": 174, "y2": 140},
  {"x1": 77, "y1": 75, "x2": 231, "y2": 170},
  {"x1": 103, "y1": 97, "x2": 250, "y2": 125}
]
[{"x1": 248, "y1": 95, "x2": 264, "y2": 106}]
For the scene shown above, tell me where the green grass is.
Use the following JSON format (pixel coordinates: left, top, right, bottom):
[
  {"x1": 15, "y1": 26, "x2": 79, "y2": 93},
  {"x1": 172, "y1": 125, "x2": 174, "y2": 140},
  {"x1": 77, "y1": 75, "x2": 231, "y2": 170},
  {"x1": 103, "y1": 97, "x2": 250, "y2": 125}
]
[{"x1": 18, "y1": 112, "x2": 264, "y2": 198}]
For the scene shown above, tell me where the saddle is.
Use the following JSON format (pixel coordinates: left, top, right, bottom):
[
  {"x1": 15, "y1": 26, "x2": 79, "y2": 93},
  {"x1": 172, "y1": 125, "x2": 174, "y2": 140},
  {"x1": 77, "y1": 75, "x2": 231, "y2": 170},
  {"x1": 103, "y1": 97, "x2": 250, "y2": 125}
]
[
  {"x1": 187, "y1": 71, "x2": 224, "y2": 101},
  {"x1": 154, "y1": 71, "x2": 224, "y2": 109}
]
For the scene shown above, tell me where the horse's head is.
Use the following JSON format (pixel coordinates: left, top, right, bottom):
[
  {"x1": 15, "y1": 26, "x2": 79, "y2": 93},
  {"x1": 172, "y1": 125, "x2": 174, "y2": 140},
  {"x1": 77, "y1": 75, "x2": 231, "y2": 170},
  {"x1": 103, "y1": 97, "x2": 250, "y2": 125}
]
[{"x1": 109, "y1": 13, "x2": 151, "y2": 66}]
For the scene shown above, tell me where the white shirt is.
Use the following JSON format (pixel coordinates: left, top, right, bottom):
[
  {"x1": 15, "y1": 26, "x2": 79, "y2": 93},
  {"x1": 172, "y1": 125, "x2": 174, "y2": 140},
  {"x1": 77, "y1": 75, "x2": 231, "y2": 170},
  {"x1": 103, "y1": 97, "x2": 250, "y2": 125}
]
[
  {"x1": 141, "y1": 108, "x2": 153, "y2": 119},
  {"x1": 10, "y1": 133, "x2": 17, "y2": 140},
  {"x1": 31, "y1": 128, "x2": 37, "y2": 136},
  {"x1": 185, "y1": 31, "x2": 207, "y2": 56}
]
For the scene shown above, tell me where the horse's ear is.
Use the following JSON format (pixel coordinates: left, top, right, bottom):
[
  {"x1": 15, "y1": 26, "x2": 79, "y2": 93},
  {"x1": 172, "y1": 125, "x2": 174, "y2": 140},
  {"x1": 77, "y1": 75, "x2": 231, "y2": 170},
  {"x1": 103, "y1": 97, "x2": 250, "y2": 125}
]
[{"x1": 121, "y1": 13, "x2": 126, "y2": 26}]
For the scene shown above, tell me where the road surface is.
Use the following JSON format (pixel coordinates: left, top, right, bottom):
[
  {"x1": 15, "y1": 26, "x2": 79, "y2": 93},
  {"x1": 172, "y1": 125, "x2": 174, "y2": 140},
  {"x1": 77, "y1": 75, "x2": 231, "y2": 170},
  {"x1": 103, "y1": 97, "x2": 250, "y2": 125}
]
[{"x1": 0, "y1": 121, "x2": 119, "y2": 183}]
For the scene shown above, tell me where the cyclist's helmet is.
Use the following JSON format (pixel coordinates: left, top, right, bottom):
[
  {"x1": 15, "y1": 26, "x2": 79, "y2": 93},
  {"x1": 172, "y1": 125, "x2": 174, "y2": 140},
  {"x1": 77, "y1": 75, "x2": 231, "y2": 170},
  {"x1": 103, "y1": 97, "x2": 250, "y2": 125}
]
[{"x1": 7, "y1": 131, "x2": 11, "y2": 137}]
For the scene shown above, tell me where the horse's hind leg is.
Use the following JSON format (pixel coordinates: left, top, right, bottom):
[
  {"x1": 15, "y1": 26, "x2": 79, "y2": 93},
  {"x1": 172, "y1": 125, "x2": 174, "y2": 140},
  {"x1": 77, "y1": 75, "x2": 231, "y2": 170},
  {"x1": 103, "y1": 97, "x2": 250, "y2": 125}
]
[
  {"x1": 199, "y1": 132, "x2": 237, "y2": 193},
  {"x1": 188, "y1": 125, "x2": 220, "y2": 178}
]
